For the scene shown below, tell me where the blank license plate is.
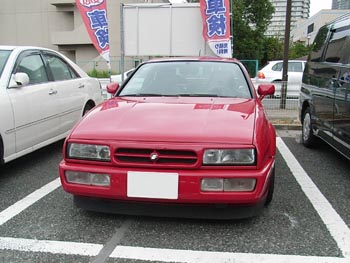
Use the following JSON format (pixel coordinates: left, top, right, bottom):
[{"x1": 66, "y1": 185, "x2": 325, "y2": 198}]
[{"x1": 127, "y1": 171, "x2": 179, "y2": 199}]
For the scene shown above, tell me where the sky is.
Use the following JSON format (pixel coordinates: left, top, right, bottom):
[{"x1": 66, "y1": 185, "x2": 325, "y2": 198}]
[{"x1": 310, "y1": 0, "x2": 332, "y2": 16}]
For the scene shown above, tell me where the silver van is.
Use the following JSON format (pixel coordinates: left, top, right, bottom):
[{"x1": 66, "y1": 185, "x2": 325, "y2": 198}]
[{"x1": 299, "y1": 14, "x2": 350, "y2": 160}]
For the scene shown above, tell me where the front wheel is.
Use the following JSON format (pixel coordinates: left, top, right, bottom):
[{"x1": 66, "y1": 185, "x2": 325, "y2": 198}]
[
  {"x1": 302, "y1": 107, "x2": 317, "y2": 147},
  {"x1": 82, "y1": 103, "x2": 94, "y2": 116},
  {"x1": 265, "y1": 167, "x2": 275, "y2": 207}
]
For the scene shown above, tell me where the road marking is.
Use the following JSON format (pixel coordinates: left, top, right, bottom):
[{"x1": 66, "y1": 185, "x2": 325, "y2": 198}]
[
  {"x1": 111, "y1": 246, "x2": 349, "y2": 263},
  {"x1": 277, "y1": 137, "x2": 350, "y2": 258},
  {"x1": 0, "y1": 178, "x2": 61, "y2": 226},
  {"x1": 91, "y1": 220, "x2": 133, "y2": 263},
  {"x1": 0, "y1": 237, "x2": 102, "y2": 257},
  {"x1": 0, "y1": 237, "x2": 348, "y2": 263}
]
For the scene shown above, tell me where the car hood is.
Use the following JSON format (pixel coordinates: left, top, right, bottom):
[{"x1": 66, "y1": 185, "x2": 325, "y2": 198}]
[{"x1": 71, "y1": 97, "x2": 257, "y2": 144}]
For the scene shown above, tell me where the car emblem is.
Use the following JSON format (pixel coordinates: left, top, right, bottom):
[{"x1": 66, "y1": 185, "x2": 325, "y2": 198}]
[{"x1": 150, "y1": 152, "x2": 159, "y2": 161}]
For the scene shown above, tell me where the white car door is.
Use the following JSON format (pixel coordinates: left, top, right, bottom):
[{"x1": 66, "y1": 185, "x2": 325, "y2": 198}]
[
  {"x1": 43, "y1": 52, "x2": 87, "y2": 134},
  {"x1": 7, "y1": 50, "x2": 61, "y2": 154},
  {"x1": 287, "y1": 61, "x2": 304, "y2": 83}
]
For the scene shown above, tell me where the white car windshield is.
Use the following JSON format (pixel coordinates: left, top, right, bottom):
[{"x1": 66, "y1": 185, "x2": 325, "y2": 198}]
[
  {"x1": 0, "y1": 50, "x2": 12, "y2": 78},
  {"x1": 119, "y1": 61, "x2": 252, "y2": 98}
]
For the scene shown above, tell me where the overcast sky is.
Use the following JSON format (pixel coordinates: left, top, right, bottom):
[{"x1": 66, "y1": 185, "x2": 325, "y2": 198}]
[{"x1": 310, "y1": 0, "x2": 332, "y2": 16}]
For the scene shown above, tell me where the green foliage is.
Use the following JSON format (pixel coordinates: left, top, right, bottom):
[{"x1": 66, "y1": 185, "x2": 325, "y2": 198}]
[
  {"x1": 87, "y1": 68, "x2": 116, "y2": 78},
  {"x1": 261, "y1": 37, "x2": 284, "y2": 66},
  {"x1": 288, "y1": 42, "x2": 312, "y2": 59},
  {"x1": 232, "y1": 0, "x2": 275, "y2": 62}
]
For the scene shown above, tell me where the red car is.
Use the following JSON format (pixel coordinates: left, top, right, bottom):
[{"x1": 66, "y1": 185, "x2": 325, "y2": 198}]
[{"x1": 59, "y1": 58, "x2": 276, "y2": 219}]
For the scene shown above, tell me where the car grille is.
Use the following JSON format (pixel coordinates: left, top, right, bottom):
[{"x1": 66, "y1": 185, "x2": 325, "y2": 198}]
[{"x1": 114, "y1": 148, "x2": 198, "y2": 167}]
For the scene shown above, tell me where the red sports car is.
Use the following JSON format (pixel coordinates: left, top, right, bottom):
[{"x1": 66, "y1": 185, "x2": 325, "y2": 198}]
[{"x1": 59, "y1": 57, "x2": 276, "y2": 219}]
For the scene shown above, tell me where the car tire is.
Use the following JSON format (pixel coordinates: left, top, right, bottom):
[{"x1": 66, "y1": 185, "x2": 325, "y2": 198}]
[
  {"x1": 265, "y1": 167, "x2": 275, "y2": 207},
  {"x1": 0, "y1": 136, "x2": 3, "y2": 164},
  {"x1": 82, "y1": 102, "x2": 94, "y2": 116},
  {"x1": 302, "y1": 107, "x2": 317, "y2": 147}
]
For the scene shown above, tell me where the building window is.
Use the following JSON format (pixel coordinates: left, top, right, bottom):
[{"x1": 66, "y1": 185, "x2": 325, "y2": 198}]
[{"x1": 307, "y1": 23, "x2": 314, "y2": 34}]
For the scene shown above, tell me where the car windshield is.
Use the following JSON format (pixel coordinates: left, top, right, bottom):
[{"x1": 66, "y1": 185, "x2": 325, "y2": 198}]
[
  {"x1": 0, "y1": 50, "x2": 12, "y2": 79},
  {"x1": 118, "y1": 61, "x2": 252, "y2": 98}
]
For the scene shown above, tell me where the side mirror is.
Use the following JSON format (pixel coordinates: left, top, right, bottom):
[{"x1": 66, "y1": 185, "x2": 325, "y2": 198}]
[
  {"x1": 9, "y1": 72, "x2": 30, "y2": 88},
  {"x1": 257, "y1": 84, "x2": 275, "y2": 100},
  {"x1": 106, "y1": 82, "x2": 120, "y2": 94}
]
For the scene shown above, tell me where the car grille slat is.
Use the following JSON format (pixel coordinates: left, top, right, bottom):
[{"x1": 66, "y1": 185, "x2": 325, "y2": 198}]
[{"x1": 114, "y1": 148, "x2": 198, "y2": 166}]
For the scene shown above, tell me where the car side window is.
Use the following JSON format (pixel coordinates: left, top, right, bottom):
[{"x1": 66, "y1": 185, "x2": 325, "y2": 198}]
[
  {"x1": 271, "y1": 62, "x2": 282, "y2": 71},
  {"x1": 324, "y1": 26, "x2": 350, "y2": 63},
  {"x1": 46, "y1": 54, "x2": 78, "y2": 81},
  {"x1": 310, "y1": 25, "x2": 330, "y2": 62},
  {"x1": 288, "y1": 62, "x2": 303, "y2": 72},
  {"x1": 16, "y1": 54, "x2": 48, "y2": 85}
]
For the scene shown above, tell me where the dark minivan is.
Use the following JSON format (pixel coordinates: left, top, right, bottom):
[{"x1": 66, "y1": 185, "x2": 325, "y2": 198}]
[{"x1": 299, "y1": 13, "x2": 350, "y2": 160}]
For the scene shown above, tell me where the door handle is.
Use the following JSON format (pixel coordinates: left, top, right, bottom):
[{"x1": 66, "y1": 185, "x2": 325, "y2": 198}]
[
  {"x1": 49, "y1": 90, "x2": 58, "y2": 95},
  {"x1": 78, "y1": 84, "x2": 85, "y2": 89}
]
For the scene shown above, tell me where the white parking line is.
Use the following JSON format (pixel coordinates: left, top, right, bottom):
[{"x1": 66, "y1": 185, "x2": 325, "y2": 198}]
[
  {"x1": 0, "y1": 238, "x2": 348, "y2": 263},
  {"x1": 277, "y1": 138, "x2": 350, "y2": 258},
  {"x1": 111, "y1": 246, "x2": 349, "y2": 263},
  {"x1": 0, "y1": 237, "x2": 102, "y2": 257},
  {"x1": 0, "y1": 178, "x2": 61, "y2": 226}
]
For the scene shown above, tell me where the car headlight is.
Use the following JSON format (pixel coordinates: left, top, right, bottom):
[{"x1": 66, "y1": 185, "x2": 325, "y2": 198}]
[
  {"x1": 67, "y1": 143, "x2": 110, "y2": 161},
  {"x1": 203, "y1": 149, "x2": 255, "y2": 165}
]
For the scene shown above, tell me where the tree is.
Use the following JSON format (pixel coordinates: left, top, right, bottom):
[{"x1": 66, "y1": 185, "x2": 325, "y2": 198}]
[
  {"x1": 288, "y1": 42, "x2": 312, "y2": 59},
  {"x1": 232, "y1": 0, "x2": 274, "y2": 61},
  {"x1": 261, "y1": 37, "x2": 284, "y2": 66}
]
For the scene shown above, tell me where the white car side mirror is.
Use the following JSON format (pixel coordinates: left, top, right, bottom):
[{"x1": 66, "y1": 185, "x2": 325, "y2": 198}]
[{"x1": 9, "y1": 72, "x2": 30, "y2": 88}]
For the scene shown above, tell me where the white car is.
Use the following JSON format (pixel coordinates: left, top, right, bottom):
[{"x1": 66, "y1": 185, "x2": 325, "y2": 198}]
[
  {"x1": 255, "y1": 60, "x2": 306, "y2": 97},
  {"x1": 0, "y1": 45, "x2": 103, "y2": 164},
  {"x1": 110, "y1": 68, "x2": 135, "y2": 84}
]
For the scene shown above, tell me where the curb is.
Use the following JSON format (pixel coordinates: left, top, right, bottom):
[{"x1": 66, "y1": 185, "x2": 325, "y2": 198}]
[{"x1": 272, "y1": 123, "x2": 301, "y2": 130}]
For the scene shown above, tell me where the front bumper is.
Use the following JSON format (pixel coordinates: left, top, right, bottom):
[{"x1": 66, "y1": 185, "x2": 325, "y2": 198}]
[{"x1": 59, "y1": 158, "x2": 274, "y2": 206}]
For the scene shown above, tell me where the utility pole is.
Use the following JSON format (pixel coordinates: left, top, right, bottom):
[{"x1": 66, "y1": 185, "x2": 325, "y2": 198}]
[{"x1": 280, "y1": 0, "x2": 292, "y2": 109}]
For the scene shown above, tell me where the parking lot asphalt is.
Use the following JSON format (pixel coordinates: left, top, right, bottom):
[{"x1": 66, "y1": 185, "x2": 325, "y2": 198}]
[{"x1": 0, "y1": 131, "x2": 350, "y2": 263}]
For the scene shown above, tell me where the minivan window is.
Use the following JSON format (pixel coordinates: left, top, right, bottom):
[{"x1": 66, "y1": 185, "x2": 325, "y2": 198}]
[
  {"x1": 324, "y1": 26, "x2": 350, "y2": 63},
  {"x1": 310, "y1": 25, "x2": 330, "y2": 62}
]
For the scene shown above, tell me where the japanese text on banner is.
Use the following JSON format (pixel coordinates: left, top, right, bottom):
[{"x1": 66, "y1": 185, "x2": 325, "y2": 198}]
[
  {"x1": 200, "y1": 0, "x2": 232, "y2": 58},
  {"x1": 76, "y1": 0, "x2": 110, "y2": 63}
]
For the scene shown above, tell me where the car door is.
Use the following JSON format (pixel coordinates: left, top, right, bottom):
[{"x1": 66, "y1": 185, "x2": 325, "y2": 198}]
[
  {"x1": 287, "y1": 61, "x2": 304, "y2": 83},
  {"x1": 334, "y1": 67, "x2": 350, "y2": 158},
  {"x1": 7, "y1": 50, "x2": 61, "y2": 153},
  {"x1": 43, "y1": 52, "x2": 86, "y2": 135}
]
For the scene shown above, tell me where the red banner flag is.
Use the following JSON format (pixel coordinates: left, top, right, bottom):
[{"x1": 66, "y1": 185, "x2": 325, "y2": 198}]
[
  {"x1": 200, "y1": 0, "x2": 232, "y2": 58},
  {"x1": 76, "y1": 0, "x2": 110, "y2": 63}
]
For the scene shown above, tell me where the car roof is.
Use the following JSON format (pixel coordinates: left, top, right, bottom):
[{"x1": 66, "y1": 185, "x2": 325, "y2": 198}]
[
  {"x1": 0, "y1": 45, "x2": 53, "y2": 52},
  {"x1": 268, "y1": 60, "x2": 306, "y2": 63},
  {"x1": 144, "y1": 57, "x2": 241, "y2": 64}
]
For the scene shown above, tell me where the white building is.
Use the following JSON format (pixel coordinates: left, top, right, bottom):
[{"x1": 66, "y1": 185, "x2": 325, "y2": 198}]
[
  {"x1": 332, "y1": 0, "x2": 350, "y2": 9},
  {"x1": 0, "y1": 0, "x2": 166, "y2": 73},
  {"x1": 291, "y1": 9, "x2": 350, "y2": 45},
  {"x1": 266, "y1": 0, "x2": 310, "y2": 39}
]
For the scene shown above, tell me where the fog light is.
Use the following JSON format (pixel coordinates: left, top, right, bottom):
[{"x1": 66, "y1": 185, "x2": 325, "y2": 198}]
[
  {"x1": 201, "y1": 178, "x2": 223, "y2": 191},
  {"x1": 224, "y1": 178, "x2": 256, "y2": 192},
  {"x1": 65, "y1": 171, "x2": 110, "y2": 187}
]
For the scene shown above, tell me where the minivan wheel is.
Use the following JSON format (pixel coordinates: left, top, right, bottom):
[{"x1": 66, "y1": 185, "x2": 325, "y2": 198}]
[{"x1": 302, "y1": 107, "x2": 317, "y2": 147}]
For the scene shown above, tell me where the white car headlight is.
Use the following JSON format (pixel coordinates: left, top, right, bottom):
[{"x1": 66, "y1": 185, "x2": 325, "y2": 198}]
[
  {"x1": 203, "y1": 149, "x2": 255, "y2": 165},
  {"x1": 67, "y1": 143, "x2": 110, "y2": 161}
]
